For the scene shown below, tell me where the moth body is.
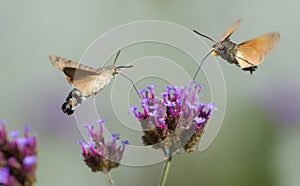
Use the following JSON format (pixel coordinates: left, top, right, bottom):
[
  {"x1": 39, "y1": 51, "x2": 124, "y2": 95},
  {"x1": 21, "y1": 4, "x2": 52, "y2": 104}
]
[
  {"x1": 49, "y1": 50, "x2": 132, "y2": 115},
  {"x1": 212, "y1": 39, "x2": 238, "y2": 65},
  {"x1": 193, "y1": 19, "x2": 280, "y2": 74}
]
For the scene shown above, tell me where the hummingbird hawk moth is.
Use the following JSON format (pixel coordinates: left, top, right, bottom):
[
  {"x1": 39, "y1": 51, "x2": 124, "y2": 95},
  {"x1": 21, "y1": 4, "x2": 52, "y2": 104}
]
[
  {"x1": 49, "y1": 50, "x2": 133, "y2": 115},
  {"x1": 193, "y1": 19, "x2": 280, "y2": 75}
]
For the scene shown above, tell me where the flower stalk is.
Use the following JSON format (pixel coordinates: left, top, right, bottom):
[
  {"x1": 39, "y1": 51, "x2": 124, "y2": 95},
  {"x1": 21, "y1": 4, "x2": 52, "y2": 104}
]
[
  {"x1": 159, "y1": 156, "x2": 172, "y2": 186},
  {"x1": 130, "y1": 81, "x2": 217, "y2": 185}
]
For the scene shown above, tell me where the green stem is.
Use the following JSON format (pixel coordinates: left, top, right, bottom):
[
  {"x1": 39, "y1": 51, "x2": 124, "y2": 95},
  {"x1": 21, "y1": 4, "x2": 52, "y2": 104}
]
[
  {"x1": 104, "y1": 171, "x2": 114, "y2": 186},
  {"x1": 159, "y1": 156, "x2": 172, "y2": 186}
]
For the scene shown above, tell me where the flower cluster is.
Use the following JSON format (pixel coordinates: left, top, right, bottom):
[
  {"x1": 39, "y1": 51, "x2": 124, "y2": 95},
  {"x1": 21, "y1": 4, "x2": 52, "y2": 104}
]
[
  {"x1": 78, "y1": 119, "x2": 129, "y2": 173},
  {"x1": 0, "y1": 120, "x2": 37, "y2": 186},
  {"x1": 130, "y1": 81, "x2": 216, "y2": 154}
]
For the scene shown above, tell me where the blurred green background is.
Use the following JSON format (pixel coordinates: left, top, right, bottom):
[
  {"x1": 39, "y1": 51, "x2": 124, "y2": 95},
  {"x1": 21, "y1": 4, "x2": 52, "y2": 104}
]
[{"x1": 1, "y1": 1, "x2": 300, "y2": 186}]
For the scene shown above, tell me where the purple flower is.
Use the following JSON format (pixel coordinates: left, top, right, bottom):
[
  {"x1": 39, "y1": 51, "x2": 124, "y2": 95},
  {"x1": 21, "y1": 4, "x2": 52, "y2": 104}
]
[
  {"x1": 130, "y1": 81, "x2": 216, "y2": 154},
  {"x1": 0, "y1": 120, "x2": 37, "y2": 186},
  {"x1": 78, "y1": 119, "x2": 128, "y2": 173},
  {"x1": 194, "y1": 117, "x2": 206, "y2": 124},
  {"x1": 0, "y1": 167, "x2": 9, "y2": 184},
  {"x1": 111, "y1": 134, "x2": 120, "y2": 141},
  {"x1": 121, "y1": 140, "x2": 129, "y2": 145},
  {"x1": 147, "y1": 85, "x2": 156, "y2": 98},
  {"x1": 23, "y1": 156, "x2": 37, "y2": 166}
]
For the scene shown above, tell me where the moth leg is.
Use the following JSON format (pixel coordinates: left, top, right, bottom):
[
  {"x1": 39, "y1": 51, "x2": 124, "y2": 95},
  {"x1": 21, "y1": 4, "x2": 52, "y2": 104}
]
[{"x1": 242, "y1": 66, "x2": 257, "y2": 74}]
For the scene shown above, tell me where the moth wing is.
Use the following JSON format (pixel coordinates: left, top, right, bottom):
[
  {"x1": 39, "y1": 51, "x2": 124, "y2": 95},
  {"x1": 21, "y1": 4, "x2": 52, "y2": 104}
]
[
  {"x1": 235, "y1": 48, "x2": 263, "y2": 68},
  {"x1": 49, "y1": 55, "x2": 99, "y2": 87},
  {"x1": 236, "y1": 32, "x2": 280, "y2": 68},
  {"x1": 49, "y1": 55, "x2": 98, "y2": 73},
  {"x1": 238, "y1": 32, "x2": 280, "y2": 56},
  {"x1": 221, "y1": 19, "x2": 242, "y2": 40},
  {"x1": 70, "y1": 74, "x2": 100, "y2": 96},
  {"x1": 61, "y1": 67, "x2": 100, "y2": 96},
  {"x1": 95, "y1": 66, "x2": 105, "y2": 72}
]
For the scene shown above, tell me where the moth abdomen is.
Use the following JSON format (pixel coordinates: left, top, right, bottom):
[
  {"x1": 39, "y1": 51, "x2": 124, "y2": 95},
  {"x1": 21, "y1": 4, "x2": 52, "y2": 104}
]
[
  {"x1": 61, "y1": 88, "x2": 86, "y2": 115},
  {"x1": 61, "y1": 102, "x2": 74, "y2": 115}
]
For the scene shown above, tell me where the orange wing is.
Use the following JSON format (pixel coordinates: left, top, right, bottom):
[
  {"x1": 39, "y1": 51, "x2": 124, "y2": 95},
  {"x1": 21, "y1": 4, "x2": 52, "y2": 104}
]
[
  {"x1": 235, "y1": 49, "x2": 262, "y2": 68},
  {"x1": 236, "y1": 32, "x2": 280, "y2": 68},
  {"x1": 63, "y1": 67, "x2": 100, "y2": 96},
  {"x1": 49, "y1": 56, "x2": 97, "y2": 73},
  {"x1": 49, "y1": 56, "x2": 100, "y2": 96},
  {"x1": 71, "y1": 75, "x2": 99, "y2": 96},
  {"x1": 221, "y1": 19, "x2": 242, "y2": 40}
]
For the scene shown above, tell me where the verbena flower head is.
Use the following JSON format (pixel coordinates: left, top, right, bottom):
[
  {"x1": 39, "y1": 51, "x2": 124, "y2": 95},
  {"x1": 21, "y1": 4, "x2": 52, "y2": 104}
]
[
  {"x1": 0, "y1": 120, "x2": 37, "y2": 186},
  {"x1": 130, "y1": 81, "x2": 217, "y2": 155},
  {"x1": 78, "y1": 119, "x2": 129, "y2": 173}
]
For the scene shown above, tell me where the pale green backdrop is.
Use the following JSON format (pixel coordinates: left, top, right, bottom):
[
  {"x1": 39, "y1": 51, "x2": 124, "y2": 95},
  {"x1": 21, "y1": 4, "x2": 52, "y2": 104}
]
[{"x1": 0, "y1": 1, "x2": 299, "y2": 186}]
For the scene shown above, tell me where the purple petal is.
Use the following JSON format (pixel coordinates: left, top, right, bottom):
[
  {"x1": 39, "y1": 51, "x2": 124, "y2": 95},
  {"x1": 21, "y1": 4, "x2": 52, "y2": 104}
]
[
  {"x1": 0, "y1": 167, "x2": 9, "y2": 184},
  {"x1": 140, "y1": 99, "x2": 148, "y2": 107},
  {"x1": 88, "y1": 141, "x2": 96, "y2": 148},
  {"x1": 165, "y1": 101, "x2": 176, "y2": 107},
  {"x1": 111, "y1": 134, "x2": 120, "y2": 140},
  {"x1": 15, "y1": 137, "x2": 27, "y2": 147},
  {"x1": 138, "y1": 88, "x2": 147, "y2": 99},
  {"x1": 166, "y1": 85, "x2": 175, "y2": 91},
  {"x1": 77, "y1": 141, "x2": 85, "y2": 146},
  {"x1": 138, "y1": 88, "x2": 146, "y2": 94},
  {"x1": 23, "y1": 155, "x2": 37, "y2": 166},
  {"x1": 149, "y1": 110, "x2": 157, "y2": 117},
  {"x1": 0, "y1": 120, "x2": 6, "y2": 127},
  {"x1": 77, "y1": 141, "x2": 88, "y2": 155},
  {"x1": 97, "y1": 119, "x2": 104, "y2": 134},
  {"x1": 149, "y1": 104, "x2": 158, "y2": 110},
  {"x1": 9, "y1": 130, "x2": 20, "y2": 139},
  {"x1": 177, "y1": 98, "x2": 182, "y2": 105},
  {"x1": 160, "y1": 92, "x2": 168, "y2": 102},
  {"x1": 97, "y1": 119, "x2": 105, "y2": 125},
  {"x1": 8, "y1": 157, "x2": 20, "y2": 169},
  {"x1": 24, "y1": 125, "x2": 30, "y2": 133},
  {"x1": 159, "y1": 118, "x2": 165, "y2": 123},
  {"x1": 130, "y1": 106, "x2": 138, "y2": 114},
  {"x1": 147, "y1": 85, "x2": 155, "y2": 90},
  {"x1": 121, "y1": 140, "x2": 129, "y2": 145},
  {"x1": 89, "y1": 144, "x2": 98, "y2": 156},
  {"x1": 147, "y1": 85, "x2": 155, "y2": 98},
  {"x1": 194, "y1": 117, "x2": 206, "y2": 124},
  {"x1": 206, "y1": 102, "x2": 217, "y2": 111},
  {"x1": 83, "y1": 123, "x2": 94, "y2": 130}
]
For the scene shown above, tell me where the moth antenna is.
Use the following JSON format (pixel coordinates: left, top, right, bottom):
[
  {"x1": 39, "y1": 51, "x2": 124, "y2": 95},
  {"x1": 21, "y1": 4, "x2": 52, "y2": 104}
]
[
  {"x1": 113, "y1": 50, "x2": 121, "y2": 65},
  {"x1": 116, "y1": 65, "x2": 133, "y2": 69},
  {"x1": 193, "y1": 50, "x2": 214, "y2": 80},
  {"x1": 119, "y1": 73, "x2": 142, "y2": 100},
  {"x1": 193, "y1": 30, "x2": 216, "y2": 43}
]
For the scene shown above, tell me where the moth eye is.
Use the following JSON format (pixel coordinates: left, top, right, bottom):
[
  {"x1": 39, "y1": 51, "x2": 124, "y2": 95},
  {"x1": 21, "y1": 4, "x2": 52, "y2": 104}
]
[
  {"x1": 112, "y1": 70, "x2": 118, "y2": 76},
  {"x1": 218, "y1": 45, "x2": 224, "y2": 50}
]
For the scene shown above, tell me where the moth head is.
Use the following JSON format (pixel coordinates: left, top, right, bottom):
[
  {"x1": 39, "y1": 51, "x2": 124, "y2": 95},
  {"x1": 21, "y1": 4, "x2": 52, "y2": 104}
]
[{"x1": 212, "y1": 41, "x2": 227, "y2": 56}]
